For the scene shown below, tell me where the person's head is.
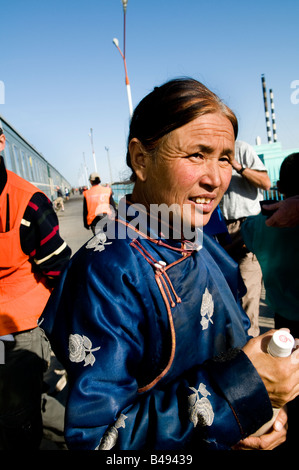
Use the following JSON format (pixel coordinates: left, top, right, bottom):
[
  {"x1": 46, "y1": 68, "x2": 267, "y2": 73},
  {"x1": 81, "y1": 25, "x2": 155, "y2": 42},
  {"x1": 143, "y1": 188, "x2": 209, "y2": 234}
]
[
  {"x1": 0, "y1": 128, "x2": 5, "y2": 154},
  {"x1": 89, "y1": 172, "x2": 101, "y2": 185},
  {"x1": 127, "y1": 78, "x2": 238, "y2": 229},
  {"x1": 277, "y1": 153, "x2": 299, "y2": 198}
]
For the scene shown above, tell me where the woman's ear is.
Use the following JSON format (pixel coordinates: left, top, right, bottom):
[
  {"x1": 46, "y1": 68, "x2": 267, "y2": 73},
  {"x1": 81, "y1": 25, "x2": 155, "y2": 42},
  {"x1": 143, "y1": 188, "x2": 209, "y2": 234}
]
[
  {"x1": 0, "y1": 134, "x2": 6, "y2": 152},
  {"x1": 129, "y1": 138, "x2": 149, "y2": 182}
]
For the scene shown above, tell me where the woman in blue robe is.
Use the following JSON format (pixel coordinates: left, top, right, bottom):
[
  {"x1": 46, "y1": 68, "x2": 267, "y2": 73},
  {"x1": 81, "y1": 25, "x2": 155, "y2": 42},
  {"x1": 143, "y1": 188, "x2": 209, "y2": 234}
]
[{"x1": 42, "y1": 79, "x2": 298, "y2": 451}]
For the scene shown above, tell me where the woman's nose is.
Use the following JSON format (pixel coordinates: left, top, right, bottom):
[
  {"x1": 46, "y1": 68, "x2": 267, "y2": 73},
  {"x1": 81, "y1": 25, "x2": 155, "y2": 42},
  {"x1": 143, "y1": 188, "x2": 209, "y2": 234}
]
[{"x1": 200, "y1": 161, "x2": 221, "y2": 189}]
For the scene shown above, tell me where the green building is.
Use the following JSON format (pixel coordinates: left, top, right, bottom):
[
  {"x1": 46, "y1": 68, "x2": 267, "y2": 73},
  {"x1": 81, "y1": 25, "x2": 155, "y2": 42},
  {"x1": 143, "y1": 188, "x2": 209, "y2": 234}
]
[{"x1": 253, "y1": 141, "x2": 299, "y2": 187}]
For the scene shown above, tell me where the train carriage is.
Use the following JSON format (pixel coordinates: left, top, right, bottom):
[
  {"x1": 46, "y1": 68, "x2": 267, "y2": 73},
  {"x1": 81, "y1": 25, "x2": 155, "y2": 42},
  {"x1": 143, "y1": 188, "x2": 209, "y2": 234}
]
[{"x1": 0, "y1": 114, "x2": 71, "y2": 201}]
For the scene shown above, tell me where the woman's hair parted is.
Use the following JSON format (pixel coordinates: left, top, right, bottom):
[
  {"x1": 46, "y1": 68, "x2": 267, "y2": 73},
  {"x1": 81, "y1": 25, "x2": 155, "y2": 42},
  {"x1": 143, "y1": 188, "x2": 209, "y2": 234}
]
[{"x1": 126, "y1": 77, "x2": 238, "y2": 181}]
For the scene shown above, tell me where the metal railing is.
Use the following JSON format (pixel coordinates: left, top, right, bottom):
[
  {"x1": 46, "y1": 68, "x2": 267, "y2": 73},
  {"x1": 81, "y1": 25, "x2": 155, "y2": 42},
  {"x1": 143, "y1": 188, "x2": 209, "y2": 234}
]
[{"x1": 263, "y1": 187, "x2": 284, "y2": 201}]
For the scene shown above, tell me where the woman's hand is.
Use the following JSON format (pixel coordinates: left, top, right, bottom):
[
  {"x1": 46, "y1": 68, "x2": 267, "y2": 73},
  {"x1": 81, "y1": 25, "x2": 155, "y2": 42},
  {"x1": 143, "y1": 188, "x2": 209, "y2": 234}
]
[
  {"x1": 242, "y1": 330, "x2": 299, "y2": 408},
  {"x1": 232, "y1": 407, "x2": 288, "y2": 450}
]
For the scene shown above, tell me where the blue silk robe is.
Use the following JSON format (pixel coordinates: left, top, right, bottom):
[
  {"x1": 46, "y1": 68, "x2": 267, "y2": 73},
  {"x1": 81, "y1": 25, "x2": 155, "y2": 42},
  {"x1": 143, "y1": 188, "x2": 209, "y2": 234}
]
[{"x1": 42, "y1": 201, "x2": 272, "y2": 450}]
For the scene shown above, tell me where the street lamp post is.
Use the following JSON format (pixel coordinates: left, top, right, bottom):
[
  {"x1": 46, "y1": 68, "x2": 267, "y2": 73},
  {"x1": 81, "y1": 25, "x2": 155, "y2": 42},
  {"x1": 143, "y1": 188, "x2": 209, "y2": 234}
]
[
  {"x1": 113, "y1": 0, "x2": 133, "y2": 118},
  {"x1": 83, "y1": 152, "x2": 89, "y2": 187},
  {"x1": 88, "y1": 128, "x2": 97, "y2": 173},
  {"x1": 105, "y1": 146, "x2": 113, "y2": 185}
]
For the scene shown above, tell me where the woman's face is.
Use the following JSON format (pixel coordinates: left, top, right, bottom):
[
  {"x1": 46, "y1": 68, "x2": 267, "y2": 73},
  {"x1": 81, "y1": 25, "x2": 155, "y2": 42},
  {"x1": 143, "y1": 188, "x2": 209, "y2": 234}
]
[{"x1": 132, "y1": 112, "x2": 235, "y2": 231}]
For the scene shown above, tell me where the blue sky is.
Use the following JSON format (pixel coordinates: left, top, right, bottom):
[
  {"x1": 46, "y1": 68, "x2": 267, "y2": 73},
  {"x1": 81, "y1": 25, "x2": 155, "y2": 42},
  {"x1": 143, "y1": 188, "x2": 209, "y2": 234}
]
[{"x1": 1, "y1": 0, "x2": 298, "y2": 186}]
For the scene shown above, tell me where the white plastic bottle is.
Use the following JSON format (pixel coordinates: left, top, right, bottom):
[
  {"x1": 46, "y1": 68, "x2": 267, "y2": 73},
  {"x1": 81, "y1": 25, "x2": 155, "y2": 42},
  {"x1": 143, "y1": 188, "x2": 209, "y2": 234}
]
[{"x1": 252, "y1": 329, "x2": 295, "y2": 437}]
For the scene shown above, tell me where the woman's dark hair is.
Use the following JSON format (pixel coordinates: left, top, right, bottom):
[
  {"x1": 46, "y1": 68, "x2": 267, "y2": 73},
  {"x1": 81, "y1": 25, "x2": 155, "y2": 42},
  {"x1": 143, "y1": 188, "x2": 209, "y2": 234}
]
[{"x1": 126, "y1": 78, "x2": 238, "y2": 181}]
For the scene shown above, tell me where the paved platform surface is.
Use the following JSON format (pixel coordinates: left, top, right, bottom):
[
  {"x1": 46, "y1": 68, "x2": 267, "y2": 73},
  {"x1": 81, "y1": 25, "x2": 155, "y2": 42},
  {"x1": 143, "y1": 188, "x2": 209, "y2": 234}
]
[{"x1": 56, "y1": 194, "x2": 92, "y2": 255}]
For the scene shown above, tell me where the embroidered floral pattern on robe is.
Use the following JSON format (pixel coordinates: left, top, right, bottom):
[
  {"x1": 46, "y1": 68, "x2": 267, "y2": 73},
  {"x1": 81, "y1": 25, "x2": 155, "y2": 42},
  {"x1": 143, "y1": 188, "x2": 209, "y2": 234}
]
[
  {"x1": 188, "y1": 383, "x2": 214, "y2": 427},
  {"x1": 200, "y1": 287, "x2": 214, "y2": 330},
  {"x1": 69, "y1": 334, "x2": 101, "y2": 366},
  {"x1": 86, "y1": 232, "x2": 112, "y2": 252},
  {"x1": 97, "y1": 414, "x2": 127, "y2": 450}
]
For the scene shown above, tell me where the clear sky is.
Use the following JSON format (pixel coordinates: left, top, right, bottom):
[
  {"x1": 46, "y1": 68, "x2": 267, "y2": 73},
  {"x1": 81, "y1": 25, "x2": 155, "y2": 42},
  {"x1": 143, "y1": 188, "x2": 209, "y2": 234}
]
[{"x1": 1, "y1": 0, "x2": 298, "y2": 186}]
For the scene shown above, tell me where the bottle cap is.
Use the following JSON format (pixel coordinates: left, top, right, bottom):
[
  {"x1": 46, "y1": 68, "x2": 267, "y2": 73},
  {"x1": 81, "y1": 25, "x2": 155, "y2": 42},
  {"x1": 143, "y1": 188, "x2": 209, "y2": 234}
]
[{"x1": 267, "y1": 330, "x2": 295, "y2": 357}]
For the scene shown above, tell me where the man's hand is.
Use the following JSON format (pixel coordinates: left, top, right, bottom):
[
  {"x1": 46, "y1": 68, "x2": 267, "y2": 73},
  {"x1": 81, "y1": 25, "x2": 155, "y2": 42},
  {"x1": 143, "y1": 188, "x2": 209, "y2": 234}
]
[{"x1": 265, "y1": 196, "x2": 299, "y2": 227}]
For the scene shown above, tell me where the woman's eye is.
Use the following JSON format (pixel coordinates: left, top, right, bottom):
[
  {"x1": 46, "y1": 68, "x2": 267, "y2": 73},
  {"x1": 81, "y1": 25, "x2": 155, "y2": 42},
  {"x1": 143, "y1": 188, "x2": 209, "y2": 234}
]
[
  {"x1": 188, "y1": 153, "x2": 204, "y2": 160},
  {"x1": 219, "y1": 157, "x2": 231, "y2": 164}
]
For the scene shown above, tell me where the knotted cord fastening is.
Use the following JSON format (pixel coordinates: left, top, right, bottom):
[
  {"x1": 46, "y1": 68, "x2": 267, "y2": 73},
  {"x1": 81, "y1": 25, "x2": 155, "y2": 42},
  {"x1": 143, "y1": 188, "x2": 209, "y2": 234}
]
[{"x1": 131, "y1": 239, "x2": 182, "y2": 307}]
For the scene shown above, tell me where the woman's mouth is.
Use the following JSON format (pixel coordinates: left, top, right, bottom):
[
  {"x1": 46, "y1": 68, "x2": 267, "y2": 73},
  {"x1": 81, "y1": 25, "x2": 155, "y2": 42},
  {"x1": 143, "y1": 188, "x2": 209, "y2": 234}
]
[
  {"x1": 189, "y1": 196, "x2": 215, "y2": 212},
  {"x1": 191, "y1": 197, "x2": 212, "y2": 204}
]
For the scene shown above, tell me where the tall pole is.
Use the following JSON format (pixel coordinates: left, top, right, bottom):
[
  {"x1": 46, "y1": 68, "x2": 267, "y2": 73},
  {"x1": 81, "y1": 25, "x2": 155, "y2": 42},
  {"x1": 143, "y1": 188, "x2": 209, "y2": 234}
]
[
  {"x1": 261, "y1": 74, "x2": 272, "y2": 143},
  {"x1": 123, "y1": 0, "x2": 127, "y2": 58},
  {"x1": 83, "y1": 152, "x2": 89, "y2": 187},
  {"x1": 89, "y1": 128, "x2": 97, "y2": 173},
  {"x1": 113, "y1": 0, "x2": 133, "y2": 118},
  {"x1": 269, "y1": 89, "x2": 277, "y2": 143},
  {"x1": 105, "y1": 146, "x2": 113, "y2": 185}
]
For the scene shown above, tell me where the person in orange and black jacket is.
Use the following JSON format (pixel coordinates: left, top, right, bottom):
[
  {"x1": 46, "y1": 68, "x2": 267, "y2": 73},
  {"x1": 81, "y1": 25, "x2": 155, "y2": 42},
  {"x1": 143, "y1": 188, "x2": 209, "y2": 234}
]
[
  {"x1": 0, "y1": 127, "x2": 71, "y2": 449},
  {"x1": 83, "y1": 172, "x2": 116, "y2": 235}
]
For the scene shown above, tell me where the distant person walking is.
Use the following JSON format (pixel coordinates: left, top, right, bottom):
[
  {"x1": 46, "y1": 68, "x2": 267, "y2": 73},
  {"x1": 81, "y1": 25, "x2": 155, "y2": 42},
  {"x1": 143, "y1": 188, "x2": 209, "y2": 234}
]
[
  {"x1": 0, "y1": 128, "x2": 71, "y2": 449},
  {"x1": 83, "y1": 173, "x2": 115, "y2": 235},
  {"x1": 54, "y1": 186, "x2": 64, "y2": 212}
]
